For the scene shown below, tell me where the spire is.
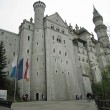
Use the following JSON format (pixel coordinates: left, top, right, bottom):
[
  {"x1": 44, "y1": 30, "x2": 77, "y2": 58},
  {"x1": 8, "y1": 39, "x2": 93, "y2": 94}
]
[{"x1": 93, "y1": 6, "x2": 103, "y2": 23}]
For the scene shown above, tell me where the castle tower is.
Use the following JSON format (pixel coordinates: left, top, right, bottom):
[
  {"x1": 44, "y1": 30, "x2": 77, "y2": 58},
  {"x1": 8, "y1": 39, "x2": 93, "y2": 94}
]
[
  {"x1": 31, "y1": 1, "x2": 46, "y2": 100},
  {"x1": 93, "y1": 6, "x2": 109, "y2": 47}
]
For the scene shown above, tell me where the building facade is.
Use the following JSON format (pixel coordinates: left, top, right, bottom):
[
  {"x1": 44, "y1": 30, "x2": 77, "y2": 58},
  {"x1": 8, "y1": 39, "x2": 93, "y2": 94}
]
[{"x1": 0, "y1": 1, "x2": 110, "y2": 101}]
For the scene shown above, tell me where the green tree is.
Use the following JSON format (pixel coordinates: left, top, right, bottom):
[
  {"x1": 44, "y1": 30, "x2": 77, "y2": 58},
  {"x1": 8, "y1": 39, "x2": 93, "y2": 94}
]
[
  {"x1": 92, "y1": 64, "x2": 110, "y2": 99},
  {"x1": 0, "y1": 41, "x2": 7, "y2": 89}
]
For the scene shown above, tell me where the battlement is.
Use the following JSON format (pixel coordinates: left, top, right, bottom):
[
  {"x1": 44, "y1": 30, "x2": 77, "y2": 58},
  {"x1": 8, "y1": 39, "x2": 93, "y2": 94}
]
[{"x1": 33, "y1": 1, "x2": 46, "y2": 10}]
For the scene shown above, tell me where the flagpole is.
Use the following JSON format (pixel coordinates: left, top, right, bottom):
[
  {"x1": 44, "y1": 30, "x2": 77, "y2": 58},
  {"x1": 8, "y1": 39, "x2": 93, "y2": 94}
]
[
  {"x1": 13, "y1": 34, "x2": 21, "y2": 102},
  {"x1": 13, "y1": 67, "x2": 17, "y2": 102},
  {"x1": 13, "y1": 56, "x2": 19, "y2": 102}
]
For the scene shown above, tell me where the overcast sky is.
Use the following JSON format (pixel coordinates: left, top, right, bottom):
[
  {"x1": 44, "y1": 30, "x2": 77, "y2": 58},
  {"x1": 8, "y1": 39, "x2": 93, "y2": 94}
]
[{"x1": 0, "y1": 0, "x2": 110, "y2": 38}]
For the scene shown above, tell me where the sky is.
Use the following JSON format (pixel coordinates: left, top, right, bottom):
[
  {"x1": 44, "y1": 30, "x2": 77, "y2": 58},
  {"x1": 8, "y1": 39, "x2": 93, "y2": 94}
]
[{"x1": 0, "y1": 0, "x2": 110, "y2": 38}]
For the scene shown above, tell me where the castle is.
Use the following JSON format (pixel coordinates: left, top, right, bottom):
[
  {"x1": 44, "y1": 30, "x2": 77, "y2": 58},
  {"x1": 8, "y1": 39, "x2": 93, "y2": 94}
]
[{"x1": 0, "y1": 1, "x2": 110, "y2": 101}]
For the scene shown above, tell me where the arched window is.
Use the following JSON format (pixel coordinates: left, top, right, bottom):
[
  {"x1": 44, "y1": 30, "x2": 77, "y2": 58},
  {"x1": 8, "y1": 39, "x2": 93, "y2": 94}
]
[
  {"x1": 28, "y1": 36, "x2": 30, "y2": 41},
  {"x1": 51, "y1": 24, "x2": 54, "y2": 29},
  {"x1": 57, "y1": 36, "x2": 61, "y2": 43}
]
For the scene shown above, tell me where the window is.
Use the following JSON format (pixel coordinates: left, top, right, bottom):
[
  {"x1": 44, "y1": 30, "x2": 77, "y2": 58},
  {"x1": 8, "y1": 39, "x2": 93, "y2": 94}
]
[
  {"x1": 13, "y1": 52, "x2": 15, "y2": 56},
  {"x1": 53, "y1": 48, "x2": 55, "y2": 53},
  {"x1": 68, "y1": 72, "x2": 70, "y2": 75},
  {"x1": 27, "y1": 50, "x2": 29, "y2": 53},
  {"x1": 66, "y1": 61, "x2": 68, "y2": 64},
  {"x1": 59, "y1": 50, "x2": 61, "y2": 54},
  {"x1": 55, "y1": 58, "x2": 56, "y2": 62},
  {"x1": 82, "y1": 58, "x2": 84, "y2": 62},
  {"x1": 65, "y1": 52, "x2": 67, "y2": 56},
  {"x1": 57, "y1": 36, "x2": 61, "y2": 43},
  {"x1": 52, "y1": 36, "x2": 54, "y2": 40},
  {"x1": 37, "y1": 72, "x2": 38, "y2": 76},
  {"x1": 61, "y1": 29, "x2": 65, "y2": 33},
  {"x1": 51, "y1": 24, "x2": 54, "y2": 29},
  {"x1": 61, "y1": 59, "x2": 62, "y2": 63},
  {"x1": 64, "y1": 40, "x2": 65, "y2": 44},
  {"x1": 62, "y1": 71, "x2": 64, "y2": 74},
  {"x1": 56, "y1": 70, "x2": 57, "y2": 73},
  {"x1": 79, "y1": 57, "x2": 80, "y2": 61},
  {"x1": 28, "y1": 36, "x2": 30, "y2": 41},
  {"x1": 37, "y1": 42, "x2": 38, "y2": 45},
  {"x1": 37, "y1": 58, "x2": 38, "y2": 61},
  {"x1": 56, "y1": 27, "x2": 59, "y2": 31},
  {"x1": 28, "y1": 26, "x2": 30, "y2": 29}
]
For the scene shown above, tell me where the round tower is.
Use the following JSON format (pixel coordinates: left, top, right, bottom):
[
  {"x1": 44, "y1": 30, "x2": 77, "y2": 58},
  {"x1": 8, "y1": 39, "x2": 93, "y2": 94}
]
[
  {"x1": 93, "y1": 6, "x2": 109, "y2": 47},
  {"x1": 31, "y1": 1, "x2": 46, "y2": 101},
  {"x1": 33, "y1": 1, "x2": 46, "y2": 29}
]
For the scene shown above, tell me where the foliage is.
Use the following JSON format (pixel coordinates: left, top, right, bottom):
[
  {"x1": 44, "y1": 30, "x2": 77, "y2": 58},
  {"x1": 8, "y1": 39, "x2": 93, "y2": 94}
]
[
  {"x1": 92, "y1": 64, "x2": 110, "y2": 100},
  {"x1": 4, "y1": 78, "x2": 20, "y2": 101},
  {"x1": 0, "y1": 41, "x2": 7, "y2": 89},
  {"x1": 0, "y1": 41, "x2": 20, "y2": 101}
]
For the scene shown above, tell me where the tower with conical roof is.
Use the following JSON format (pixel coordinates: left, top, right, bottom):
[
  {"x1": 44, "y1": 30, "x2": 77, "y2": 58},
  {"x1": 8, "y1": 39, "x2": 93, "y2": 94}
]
[{"x1": 93, "y1": 6, "x2": 109, "y2": 47}]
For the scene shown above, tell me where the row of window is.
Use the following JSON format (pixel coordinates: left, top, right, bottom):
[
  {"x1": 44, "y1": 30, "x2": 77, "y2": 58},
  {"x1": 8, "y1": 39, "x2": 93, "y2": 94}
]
[
  {"x1": 51, "y1": 24, "x2": 65, "y2": 34},
  {"x1": 55, "y1": 58, "x2": 68, "y2": 64},
  {"x1": 52, "y1": 35, "x2": 66, "y2": 45},
  {"x1": 36, "y1": 71, "x2": 70, "y2": 76},
  {"x1": 53, "y1": 48, "x2": 67, "y2": 56},
  {"x1": 79, "y1": 57, "x2": 88, "y2": 63},
  {"x1": 78, "y1": 49, "x2": 86, "y2": 55},
  {"x1": 36, "y1": 57, "x2": 69, "y2": 64}
]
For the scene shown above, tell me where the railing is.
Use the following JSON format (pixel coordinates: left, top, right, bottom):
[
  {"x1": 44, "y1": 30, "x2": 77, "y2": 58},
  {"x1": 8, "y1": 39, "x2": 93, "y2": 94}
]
[{"x1": 96, "y1": 100, "x2": 110, "y2": 110}]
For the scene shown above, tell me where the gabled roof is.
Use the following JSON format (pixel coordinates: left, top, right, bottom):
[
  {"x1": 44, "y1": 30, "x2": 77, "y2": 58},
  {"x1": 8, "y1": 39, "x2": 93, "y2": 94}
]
[{"x1": 46, "y1": 12, "x2": 68, "y2": 28}]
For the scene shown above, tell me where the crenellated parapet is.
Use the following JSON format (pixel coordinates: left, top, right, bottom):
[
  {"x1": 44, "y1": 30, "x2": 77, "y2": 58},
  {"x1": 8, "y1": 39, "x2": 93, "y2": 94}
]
[{"x1": 33, "y1": 1, "x2": 46, "y2": 10}]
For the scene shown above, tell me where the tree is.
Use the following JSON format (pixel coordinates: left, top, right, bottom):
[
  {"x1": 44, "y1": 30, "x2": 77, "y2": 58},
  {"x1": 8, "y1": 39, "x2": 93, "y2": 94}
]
[
  {"x1": 0, "y1": 41, "x2": 7, "y2": 89},
  {"x1": 92, "y1": 64, "x2": 110, "y2": 100}
]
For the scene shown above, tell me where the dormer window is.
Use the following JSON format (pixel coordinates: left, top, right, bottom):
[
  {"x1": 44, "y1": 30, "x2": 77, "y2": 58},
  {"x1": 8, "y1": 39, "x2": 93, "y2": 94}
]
[{"x1": 51, "y1": 24, "x2": 54, "y2": 29}]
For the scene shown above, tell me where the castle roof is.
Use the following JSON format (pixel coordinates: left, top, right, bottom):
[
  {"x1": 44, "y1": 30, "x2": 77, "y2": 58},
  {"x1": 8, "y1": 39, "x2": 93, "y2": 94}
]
[{"x1": 93, "y1": 6, "x2": 103, "y2": 23}]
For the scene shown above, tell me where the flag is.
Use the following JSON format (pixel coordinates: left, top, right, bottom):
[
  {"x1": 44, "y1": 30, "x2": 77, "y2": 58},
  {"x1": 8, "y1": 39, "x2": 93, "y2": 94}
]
[
  {"x1": 18, "y1": 58, "x2": 23, "y2": 80},
  {"x1": 10, "y1": 56, "x2": 17, "y2": 77},
  {"x1": 24, "y1": 59, "x2": 29, "y2": 81}
]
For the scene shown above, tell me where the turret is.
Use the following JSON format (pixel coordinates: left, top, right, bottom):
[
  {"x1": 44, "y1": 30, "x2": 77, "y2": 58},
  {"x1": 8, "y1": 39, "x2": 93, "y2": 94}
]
[
  {"x1": 93, "y1": 6, "x2": 109, "y2": 47},
  {"x1": 31, "y1": 1, "x2": 46, "y2": 101},
  {"x1": 33, "y1": 1, "x2": 46, "y2": 29}
]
